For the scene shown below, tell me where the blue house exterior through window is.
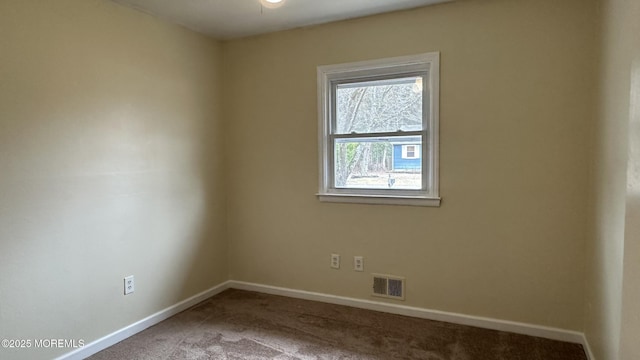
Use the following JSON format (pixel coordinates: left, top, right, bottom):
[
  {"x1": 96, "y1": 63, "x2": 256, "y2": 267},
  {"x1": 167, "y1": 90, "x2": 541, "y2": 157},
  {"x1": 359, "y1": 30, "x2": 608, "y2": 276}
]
[{"x1": 391, "y1": 137, "x2": 421, "y2": 171}]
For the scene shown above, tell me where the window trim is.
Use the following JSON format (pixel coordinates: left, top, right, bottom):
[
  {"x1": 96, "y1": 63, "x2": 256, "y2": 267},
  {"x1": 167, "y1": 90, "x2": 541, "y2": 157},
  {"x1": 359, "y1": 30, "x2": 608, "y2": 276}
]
[
  {"x1": 402, "y1": 145, "x2": 420, "y2": 159},
  {"x1": 317, "y1": 52, "x2": 441, "y2": 206}
]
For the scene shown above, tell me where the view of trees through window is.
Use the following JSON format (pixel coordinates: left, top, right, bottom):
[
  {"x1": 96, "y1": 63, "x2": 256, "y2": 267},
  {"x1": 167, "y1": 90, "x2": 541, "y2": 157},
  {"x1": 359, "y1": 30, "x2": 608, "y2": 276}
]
[{"x1": 334, "y1": 76, "x2": 424, "y2": 189}]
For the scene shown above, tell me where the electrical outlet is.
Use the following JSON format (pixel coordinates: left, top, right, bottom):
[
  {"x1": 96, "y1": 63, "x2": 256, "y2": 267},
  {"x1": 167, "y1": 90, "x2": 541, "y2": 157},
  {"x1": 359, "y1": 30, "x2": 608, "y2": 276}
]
[
  {"x1": 330, "y1": 254, "x2": 340, "y2": 269},
  {"x1": 354, "y1": 256, "x2": 364, "y2": 271},
  {"x1": 124, "y1": 275, "x2": 134, "y2": 295}
]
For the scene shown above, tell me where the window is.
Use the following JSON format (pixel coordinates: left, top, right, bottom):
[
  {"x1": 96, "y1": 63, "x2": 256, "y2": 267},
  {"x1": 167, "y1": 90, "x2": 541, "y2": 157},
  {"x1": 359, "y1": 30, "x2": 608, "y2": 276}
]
[
  {"x1": 317, "y1": 53, "x2": 440, "y2": 206},
  {"x1": 402, "y1": 145, "x2": 420, "y2": 159}
]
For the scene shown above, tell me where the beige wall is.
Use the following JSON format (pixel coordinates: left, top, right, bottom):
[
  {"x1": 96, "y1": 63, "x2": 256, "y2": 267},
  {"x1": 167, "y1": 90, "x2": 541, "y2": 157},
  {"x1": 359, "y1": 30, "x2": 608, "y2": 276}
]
[
  {"x1": 0, "y1": 1, "x2": 226, "y2": 359},
  {"x1": 585, "y1": 0, "x2": 633, "y2": 358},
  {"x1": 223, "y1": 0, "x2": 597, "y2": 330}
]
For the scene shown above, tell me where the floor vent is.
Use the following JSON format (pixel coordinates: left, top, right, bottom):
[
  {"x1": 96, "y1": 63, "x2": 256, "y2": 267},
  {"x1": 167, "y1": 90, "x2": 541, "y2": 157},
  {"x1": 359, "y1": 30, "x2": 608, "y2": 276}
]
[{"x1": 372, "y1": 274, "x2": 405, "y2": 300}]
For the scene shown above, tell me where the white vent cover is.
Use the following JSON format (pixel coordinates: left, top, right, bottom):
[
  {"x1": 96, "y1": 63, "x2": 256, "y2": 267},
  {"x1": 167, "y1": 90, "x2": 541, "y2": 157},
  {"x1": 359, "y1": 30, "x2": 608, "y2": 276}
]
[{"x1": 372, "y1": 274, "x2": 405, "y2": 300}]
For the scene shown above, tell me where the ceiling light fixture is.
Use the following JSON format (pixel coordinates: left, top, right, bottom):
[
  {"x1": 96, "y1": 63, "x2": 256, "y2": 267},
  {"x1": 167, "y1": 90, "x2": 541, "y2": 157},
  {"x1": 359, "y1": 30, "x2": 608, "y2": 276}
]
[{"x1": 260, "y1": 0, "x2": 285, "y2": 10}]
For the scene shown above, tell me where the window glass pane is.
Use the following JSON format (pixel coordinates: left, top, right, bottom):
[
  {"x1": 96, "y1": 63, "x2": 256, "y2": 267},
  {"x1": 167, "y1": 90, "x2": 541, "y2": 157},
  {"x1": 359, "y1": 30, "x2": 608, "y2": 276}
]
[
  {"x1": 335, "y1": 76, "x2": 423, "y2": 135},
  {"x1": 334, "y1": 136, "x2": 422, "y2": 189}
]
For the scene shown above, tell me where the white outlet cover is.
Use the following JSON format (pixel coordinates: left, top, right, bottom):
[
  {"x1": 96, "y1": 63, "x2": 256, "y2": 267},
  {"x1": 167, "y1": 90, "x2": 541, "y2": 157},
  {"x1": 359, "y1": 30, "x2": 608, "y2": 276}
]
[
  {"x1": 330, "y1": 254, "x2": 340, "y2": 269},
  {"x1": 124, "y1": 275, "x2": 135, "y2": 295},
  {"x1": 354, "y1": 256, "x2": 364, "y2": 271}
]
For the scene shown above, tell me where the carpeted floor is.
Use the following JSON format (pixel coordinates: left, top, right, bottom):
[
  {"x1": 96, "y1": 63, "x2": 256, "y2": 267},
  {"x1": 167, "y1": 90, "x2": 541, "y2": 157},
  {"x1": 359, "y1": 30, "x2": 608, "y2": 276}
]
[{"x1": 89, "y1": 289, "x2": 587, "y2": 360}]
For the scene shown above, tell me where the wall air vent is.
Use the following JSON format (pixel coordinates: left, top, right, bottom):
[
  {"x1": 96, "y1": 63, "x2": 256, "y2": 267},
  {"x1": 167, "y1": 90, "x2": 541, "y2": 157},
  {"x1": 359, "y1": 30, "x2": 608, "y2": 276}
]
[{"x1": 372, "y1": 274, "x2": 405, "y2": 300}]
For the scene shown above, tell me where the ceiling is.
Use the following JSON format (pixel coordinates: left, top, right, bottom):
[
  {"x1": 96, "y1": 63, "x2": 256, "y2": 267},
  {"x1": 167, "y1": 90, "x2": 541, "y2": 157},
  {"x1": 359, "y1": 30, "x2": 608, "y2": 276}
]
[{"x1": 111, "y1": 0, "x2": 451, "y2": 39}]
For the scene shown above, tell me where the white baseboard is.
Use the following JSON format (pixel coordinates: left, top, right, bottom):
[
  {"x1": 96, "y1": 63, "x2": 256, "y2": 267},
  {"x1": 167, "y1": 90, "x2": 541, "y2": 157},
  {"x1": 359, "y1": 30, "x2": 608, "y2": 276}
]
[
  {"x1": 57, "y1": 279, "x2": 592, "y2": 360},
  {"x1": 581, "y1": 334, "x2": 595, "y2": 360},
  {"x1": 56, "y1": 281, "x2": 231, "y2": 360},
  {"x1": 229, "y1": 281, "x2": 586, "y2": 345}
]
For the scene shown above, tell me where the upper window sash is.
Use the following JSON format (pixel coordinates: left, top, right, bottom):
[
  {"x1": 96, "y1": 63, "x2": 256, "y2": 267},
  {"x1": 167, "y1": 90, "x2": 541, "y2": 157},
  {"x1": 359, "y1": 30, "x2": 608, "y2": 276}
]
[{"x1": 330, "y1": 72, "x2": 429, "y2": 136}]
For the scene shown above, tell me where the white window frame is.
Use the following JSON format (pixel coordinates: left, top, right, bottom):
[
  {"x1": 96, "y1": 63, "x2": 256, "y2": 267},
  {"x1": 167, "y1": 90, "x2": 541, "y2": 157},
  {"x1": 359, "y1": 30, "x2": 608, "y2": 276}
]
[
  {"x1": 402, "y1": 145, "x2": 420, "y2": 159},
  {"x1": 317, "y1": 52, "x2": 440, "y2": 207}
]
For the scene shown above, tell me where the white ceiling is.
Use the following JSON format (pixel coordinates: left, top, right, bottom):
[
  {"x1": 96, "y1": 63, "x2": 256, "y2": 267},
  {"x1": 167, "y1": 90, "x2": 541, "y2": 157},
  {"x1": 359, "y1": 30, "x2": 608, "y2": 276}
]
[{"x1": 111, "y1": 0, "x2": 451, "y2": 39}]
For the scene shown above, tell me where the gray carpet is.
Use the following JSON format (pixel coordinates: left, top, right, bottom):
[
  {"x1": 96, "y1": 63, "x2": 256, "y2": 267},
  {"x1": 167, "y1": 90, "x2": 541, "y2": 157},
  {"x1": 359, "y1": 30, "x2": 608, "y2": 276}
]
[{"x1": 89, "y1": 289, "x2": 587, "y2": 359}]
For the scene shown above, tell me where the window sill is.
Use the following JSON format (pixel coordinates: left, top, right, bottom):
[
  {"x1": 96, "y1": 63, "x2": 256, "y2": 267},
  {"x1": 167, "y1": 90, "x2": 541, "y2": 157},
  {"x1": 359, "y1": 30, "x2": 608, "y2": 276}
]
[{"x1": 317, "y1": 193, "x2": 441, "y2": 207}]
